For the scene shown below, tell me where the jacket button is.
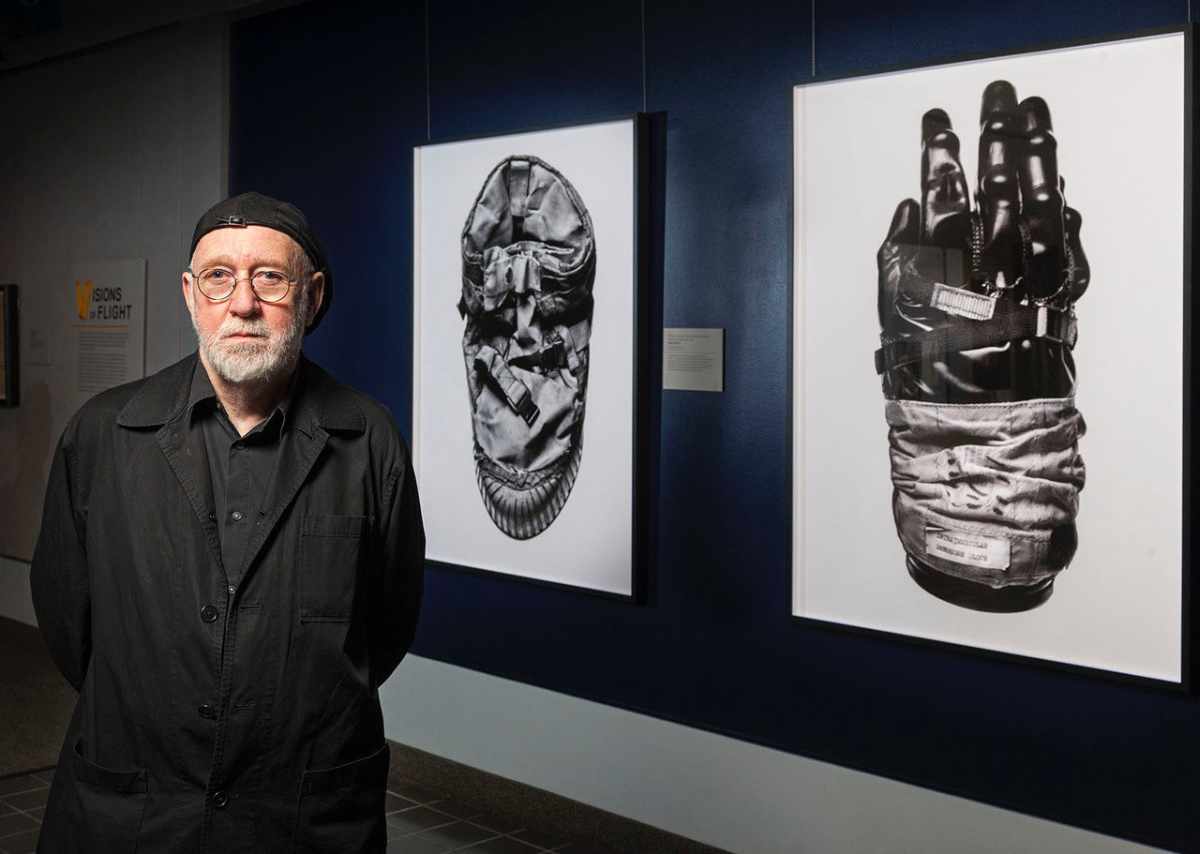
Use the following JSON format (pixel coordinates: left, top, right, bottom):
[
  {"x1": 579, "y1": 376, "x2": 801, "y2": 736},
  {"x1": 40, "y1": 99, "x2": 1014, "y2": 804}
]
[
  {"x1": 212, "y1": 790, "x2": 228, "y2": 808},
  {"x1": 200, "y1": 605, "x2": 219, "y2": 623},
  {"x1": 198, "y1": 703, "x2": 214, "y2": 719}
]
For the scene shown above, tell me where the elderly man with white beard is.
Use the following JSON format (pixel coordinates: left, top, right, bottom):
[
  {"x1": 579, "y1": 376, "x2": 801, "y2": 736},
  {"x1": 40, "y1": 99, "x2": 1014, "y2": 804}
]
[{"x1": 30, "y1": 192, "x2": 426, "y2": 853}]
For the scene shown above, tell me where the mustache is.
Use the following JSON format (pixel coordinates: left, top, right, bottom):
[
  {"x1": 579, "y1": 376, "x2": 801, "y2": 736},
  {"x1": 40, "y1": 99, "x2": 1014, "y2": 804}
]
[{"x1": 216, "y1": 318, "x2": 271, "y2": 339}]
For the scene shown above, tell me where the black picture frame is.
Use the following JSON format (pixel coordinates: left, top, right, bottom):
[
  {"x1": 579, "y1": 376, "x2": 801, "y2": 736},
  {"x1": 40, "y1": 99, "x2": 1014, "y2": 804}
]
[
  {"x1": 0, "y1": 284, "x2": 18, "y2": 407},
  {"x1": 789, "y1": 26, "x2": 1196, "y2": 691},
  {"x1": 411, "y1": 113, "x2": 655, "y2": 602}
]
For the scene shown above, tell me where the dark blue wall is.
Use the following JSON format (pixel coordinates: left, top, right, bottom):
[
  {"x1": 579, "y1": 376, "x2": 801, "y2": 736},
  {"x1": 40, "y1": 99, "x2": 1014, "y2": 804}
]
[{"x1": 232, "y1": 2, "x2": 1198, "y2": 850}]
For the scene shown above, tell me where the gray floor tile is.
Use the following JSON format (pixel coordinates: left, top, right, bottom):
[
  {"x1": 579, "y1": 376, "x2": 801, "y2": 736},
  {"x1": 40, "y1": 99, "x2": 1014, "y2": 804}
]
[
  {"x1": 411, "y1": 820, "x2": 499, "y2": 849},
  {"x1": 0, "y1": 827, "x2": 39, "y2": 854},
  {"x1": 469, "y1": 812, "x2": 525, "y2": 835},
  {"x1": 388, "y1": 778, "x2": 447, "y2": 805},
  {"x1": 3, "y1": 790, "x2": 47, "y2": 812},
  {"x1": 0, "y1": 778, "x2": 43, "y2": 798},
  {"x1": 30, "y1": 771, "x2": 53, "y2": 786},
  {"x1": 385, "y1": 805, "x2": 458, "y2": 836},
  {"x1": 425, "y1": 797, "x2": 482, "y2": 821},
  {"x1": 0, "y1": 814, "x2": 38, "y2": 839},
  {"x1": 0, "y1": 805, "x2": 11, "y2": 818},
  {"x1": 386, "y1": 837, "x2": 452, "y2": 854},
  {"x1": 386, "y1": 792, "x2": 420, "y2": 814},
  {"x1": 386, "y1": 833, "x2": 465, "y2": 854},
  {"x1": 511, "y1": 829, "x2": 571, "y2": 850},
  {"x1": 21, "y1": 810, "x2": 41, "y2": 822},
  {"x1": 459, "y1": 837, "x2": 545, "y2": 854}
]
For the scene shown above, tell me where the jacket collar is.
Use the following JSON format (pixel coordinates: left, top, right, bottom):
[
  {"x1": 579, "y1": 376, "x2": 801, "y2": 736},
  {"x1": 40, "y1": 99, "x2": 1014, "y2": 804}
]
[{"x1": 117, "y1": 352, "x2": 365, "y2": 436}]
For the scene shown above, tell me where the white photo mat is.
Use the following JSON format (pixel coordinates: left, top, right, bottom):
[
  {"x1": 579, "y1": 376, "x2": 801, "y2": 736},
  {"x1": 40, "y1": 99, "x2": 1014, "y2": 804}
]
[
  {"x1": 413, "y1": 119, "x2": 639, "y2": 596},
  {"x1": 792, "y1": 32, "x2": 1187, "y2": 682}
]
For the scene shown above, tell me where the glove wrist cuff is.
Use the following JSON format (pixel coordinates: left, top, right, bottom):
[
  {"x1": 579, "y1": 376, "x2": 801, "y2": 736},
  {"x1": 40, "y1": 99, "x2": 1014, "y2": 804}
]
[{"x1": 886, "y1": 396, "x2": 1086, "y2": 594}]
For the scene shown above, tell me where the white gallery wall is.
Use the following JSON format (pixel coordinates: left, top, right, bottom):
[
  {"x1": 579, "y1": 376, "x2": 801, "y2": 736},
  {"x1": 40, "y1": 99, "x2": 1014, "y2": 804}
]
[
  {"x1": 0, "y1": 19, "x2": 229, "y2": 564},
  {"x1": 0, "y1": 16, "x2": 1163, "y2": 854}
]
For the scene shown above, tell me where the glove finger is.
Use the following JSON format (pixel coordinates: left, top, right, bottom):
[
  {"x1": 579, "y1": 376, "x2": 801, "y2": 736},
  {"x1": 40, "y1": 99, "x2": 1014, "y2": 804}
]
[
  {"x1": 921, "y1": 108, "x2": 972, "y2": 250},
  {"x1": 1063, "y1": 190, "x2": 1090, "y2": 301},
  {"x1": 1017, "y1": 96, "x2": 1066, "y2": 299},
  {"x1": 883, "y1": 195, "x2": 920, "y2": 247},
  {"x1": 877, "y1": 198, "x2": 920, "y2": 328},
  {"x1": 976, "y1": 81, "x2": 1022, "y2": 287}
]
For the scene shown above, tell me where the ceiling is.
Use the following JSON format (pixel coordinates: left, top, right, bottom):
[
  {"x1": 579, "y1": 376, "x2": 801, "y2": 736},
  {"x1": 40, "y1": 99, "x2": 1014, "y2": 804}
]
[{"x1": 0, "y1": 0, "x2": 303, "y2": 73}]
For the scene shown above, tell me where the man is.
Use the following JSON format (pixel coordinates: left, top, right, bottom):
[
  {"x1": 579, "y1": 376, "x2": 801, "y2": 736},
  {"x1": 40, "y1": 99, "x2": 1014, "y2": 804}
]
[{"x1": 30, "y1": 192, "x2": 425, "y2": 853}]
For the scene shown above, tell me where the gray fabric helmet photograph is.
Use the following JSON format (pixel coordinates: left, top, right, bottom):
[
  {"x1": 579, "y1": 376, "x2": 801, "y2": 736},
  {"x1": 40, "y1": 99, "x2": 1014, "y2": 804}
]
[{"x1": 458, "y1": 155, "x2": 597, "y2": 540}]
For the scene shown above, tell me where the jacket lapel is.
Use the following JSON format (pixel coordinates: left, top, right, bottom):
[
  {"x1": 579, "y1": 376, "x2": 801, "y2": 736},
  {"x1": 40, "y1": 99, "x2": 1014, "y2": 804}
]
[
  {"x1": 158, "y1": 415, "x2": 226, "y2": 575},
  {"x1": 117, "y1": 353, "x2": 226, "y2": 576},
  {"x1": 236, "y1": 422, "x2": 328, "y2": 581},
  {"x1": 236, "y1": 356, "x2": 364, "y2": 578}
]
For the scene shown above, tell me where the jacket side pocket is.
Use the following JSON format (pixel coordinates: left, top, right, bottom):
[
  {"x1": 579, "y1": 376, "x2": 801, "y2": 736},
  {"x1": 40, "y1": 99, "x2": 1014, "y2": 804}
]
[
  {"x1": 299, "y1": 514, "x2": 368, "y2": 623},
  {"x1": 293, "y1": 742, "x2": 389, "y2": 853},
  {"x1": 69, "y1": 738, "x2": 149, "y2": 851}
]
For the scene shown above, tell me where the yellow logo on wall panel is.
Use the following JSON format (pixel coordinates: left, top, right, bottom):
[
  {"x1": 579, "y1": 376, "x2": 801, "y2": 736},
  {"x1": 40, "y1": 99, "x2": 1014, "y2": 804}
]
[{"x1": 75, "y1": 280, "x2": 94, "y2": 320}]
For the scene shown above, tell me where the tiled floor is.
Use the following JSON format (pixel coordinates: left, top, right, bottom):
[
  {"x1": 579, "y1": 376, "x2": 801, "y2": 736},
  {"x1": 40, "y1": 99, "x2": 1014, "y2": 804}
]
[
  {"x1": 0, "y1": 767, "x2": 598, "y2": 854},
  {"x1": 0, "y1": 769, "x2": 50, "y2": 854},
  {"x1": 382, "y1": 770, "x2": 599, "y2": 853}
]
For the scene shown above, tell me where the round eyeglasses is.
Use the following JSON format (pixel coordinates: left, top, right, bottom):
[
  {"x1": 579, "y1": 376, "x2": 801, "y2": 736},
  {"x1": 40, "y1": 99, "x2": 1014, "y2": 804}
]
[{"x1": 188, "y1": 267, "x2": 298, "y2": 303}]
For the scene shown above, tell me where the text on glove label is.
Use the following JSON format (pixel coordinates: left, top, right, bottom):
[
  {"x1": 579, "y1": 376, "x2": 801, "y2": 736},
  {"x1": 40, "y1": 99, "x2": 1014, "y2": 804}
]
[
  {"x1": 930, "y1": 282, "x2": 997, "y2": 321},
  {"x1": 924, "y1": 526, "x2": 1011, "y2": 570}
]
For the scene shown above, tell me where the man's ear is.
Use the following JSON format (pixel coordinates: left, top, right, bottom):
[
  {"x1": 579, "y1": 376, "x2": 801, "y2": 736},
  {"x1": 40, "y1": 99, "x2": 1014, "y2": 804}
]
[
  {"x1": 181, "y1": 271, "x2": 195, "y2": 315},
  {"x1": 306, "y1": 271, "x2": 326, "y2": 328}
]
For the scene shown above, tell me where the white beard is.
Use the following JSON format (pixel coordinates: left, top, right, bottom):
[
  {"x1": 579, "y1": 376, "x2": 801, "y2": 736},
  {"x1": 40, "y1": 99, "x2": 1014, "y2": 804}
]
[{"x1": 190, "y1": 288, "x2": 307, "y2": 385}]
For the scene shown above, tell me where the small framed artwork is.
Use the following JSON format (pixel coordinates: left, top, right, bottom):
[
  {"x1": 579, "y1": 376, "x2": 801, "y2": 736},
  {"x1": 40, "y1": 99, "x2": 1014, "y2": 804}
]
[
  {"x1": 792, "y1": 28, "x2": 1194, "y2": 686},
  {"x1": 0, "y1": 284, "x2": 17, "y2": 406},
  {"x1": 413, "y1": 116, "x2": 651, "y2": 598}
]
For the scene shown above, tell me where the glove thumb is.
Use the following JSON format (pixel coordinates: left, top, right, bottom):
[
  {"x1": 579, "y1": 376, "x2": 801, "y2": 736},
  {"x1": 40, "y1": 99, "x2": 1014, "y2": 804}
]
[{"x1": 878, "y1": 198, "x2": 920, "y2": 326}]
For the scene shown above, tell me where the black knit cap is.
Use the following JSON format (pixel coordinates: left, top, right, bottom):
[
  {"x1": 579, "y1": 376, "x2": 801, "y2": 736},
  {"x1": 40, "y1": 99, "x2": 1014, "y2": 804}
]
[{"x1": 189, "y1": 192, "x2": 332, "y2": 333}]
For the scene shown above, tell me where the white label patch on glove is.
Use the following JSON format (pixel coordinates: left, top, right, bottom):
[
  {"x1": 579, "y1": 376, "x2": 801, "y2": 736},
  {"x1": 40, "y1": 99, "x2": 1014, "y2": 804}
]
[
  {"x1": 930, "y1": 282, "x2": 998, "y2": 320},
  {"x1": 924, "y1": 526, "x2": 1011, "y2": 570}
]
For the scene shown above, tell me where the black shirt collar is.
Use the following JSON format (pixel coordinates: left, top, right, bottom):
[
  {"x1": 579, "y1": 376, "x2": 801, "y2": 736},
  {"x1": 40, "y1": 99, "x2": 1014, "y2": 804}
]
[{"x1": 187, "y1": 358, "x2": 299, "y2": 436}]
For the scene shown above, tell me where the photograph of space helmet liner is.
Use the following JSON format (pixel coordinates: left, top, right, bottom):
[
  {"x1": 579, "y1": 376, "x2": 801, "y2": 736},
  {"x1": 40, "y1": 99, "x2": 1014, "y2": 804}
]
[
  {"x1": 413, "y1": 118, "x2": 639, "y2": 596},
  {"x1": 459, "y1": 156, "x2": 595, "y2": 541},
  {"x1": 793, "y1": 30, "x2": 1186, "y2": 682}
]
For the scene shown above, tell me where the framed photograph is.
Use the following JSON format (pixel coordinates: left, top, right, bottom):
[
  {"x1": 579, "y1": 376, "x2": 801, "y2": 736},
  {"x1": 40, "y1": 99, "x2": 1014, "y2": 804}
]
[
  {"x1": 413, "y1": 116, "x2": 650, "y2": 597},
  {"x1": 0, "y1": 284, "x2": 17, "y2": 407},
  {"x1": 792, "y1": 28, "x2": 1193, "y2": 686}
]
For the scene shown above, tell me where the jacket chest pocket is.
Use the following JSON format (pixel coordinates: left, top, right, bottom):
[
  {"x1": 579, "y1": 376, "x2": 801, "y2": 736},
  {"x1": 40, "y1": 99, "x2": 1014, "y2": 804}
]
[{"x1": 299, "y1": 514, "x2": 369, "y2": 623}]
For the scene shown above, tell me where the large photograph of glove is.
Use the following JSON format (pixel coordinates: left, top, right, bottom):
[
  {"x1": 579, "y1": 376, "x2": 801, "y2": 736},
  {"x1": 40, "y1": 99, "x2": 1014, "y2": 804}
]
[
  {"x1": 414, "y1": 118, "x2": 644, "y2": 596},
  {"x1": 792, "y1": 30, "x2": 1189, "y2": 682}
]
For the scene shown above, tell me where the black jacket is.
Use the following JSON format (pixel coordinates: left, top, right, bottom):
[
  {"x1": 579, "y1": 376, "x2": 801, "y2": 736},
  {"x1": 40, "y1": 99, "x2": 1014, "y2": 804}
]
[{"x1": 30, "y1": 353, "x2": 425, "y2": 853}]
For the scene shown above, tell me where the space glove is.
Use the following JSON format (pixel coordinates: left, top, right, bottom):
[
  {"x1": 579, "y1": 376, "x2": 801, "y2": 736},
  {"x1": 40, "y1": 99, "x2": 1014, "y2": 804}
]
[{"x1": 875, "y1": 81, "x2": 1090, "y2": 611}]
